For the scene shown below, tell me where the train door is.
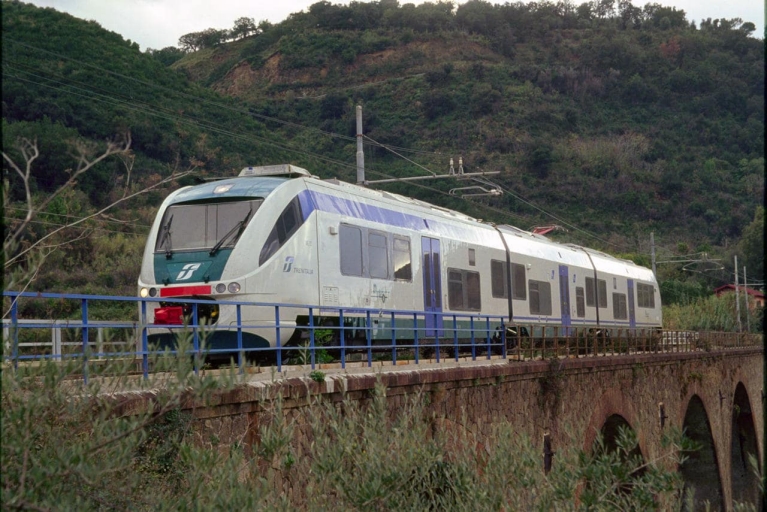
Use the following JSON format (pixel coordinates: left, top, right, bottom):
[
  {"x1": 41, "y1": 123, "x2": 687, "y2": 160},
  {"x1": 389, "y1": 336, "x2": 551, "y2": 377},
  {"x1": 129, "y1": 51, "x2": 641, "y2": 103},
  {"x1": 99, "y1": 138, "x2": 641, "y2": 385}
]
[
  {"x1": 627, "y1": 279, "x2": 636, "y2": 329},
  {"x1": 422, "y1": 237, "x2": 443, "y2": 337},
  {"x1": 558, "y1": 265, "x2": 572, "y2": 335}
]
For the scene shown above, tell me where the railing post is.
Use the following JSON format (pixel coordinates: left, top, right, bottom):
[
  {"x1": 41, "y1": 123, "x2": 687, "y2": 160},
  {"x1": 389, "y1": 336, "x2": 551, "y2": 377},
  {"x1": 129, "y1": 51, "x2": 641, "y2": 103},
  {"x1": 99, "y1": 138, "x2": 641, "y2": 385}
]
[
  {"x1": 485, "y1": 317, "x2": 491, "y2": 360},
  {"x1": 53, "y1": 327, "x2": 62, "y2": 359},
  {"x1": 236, "y1": 304, "x2": 243, "y2": 374},
  {"x1": 192, "y1": 303, "x2": 200, "y2": 376},
  {"x1": 10, "y1": 293, "x2": 19, "y2": 370},
  {"x1": 501, "y1": 320, "x2": 507, "y2": 360},
  {"x1": 390, "y1": 311, "x2": 396, "y2": 365},
  {"x1": 413, "y1": 313, "x2": 419, "y2": 365},
  {"x1": 453, "y1": 315, "x2": 459, "y2": 362},
  {"x1": 82, "y1": 298, "x2": 89, "y2": 385},
  {"x1": 339, "y1": 309, "x2": 345, "y2": 369},
  {"x1": 470, "y1": 316, "x2": 476, "y2": 361},
  {"x1": 434, "y1": 313, "x2": 441, "y2": 363},
  {"x1": 366, "y1": 310, "x2": 372, "y2": 367},
  {"x1": 309, "y1": 307, "x2": 316, "y2": 370},
  {"x1": 141, "y1": 300, "x2": 149, "y2": 379},
  {"x1": 275, "y1": 306, "x2": 282, "y2": 372}
]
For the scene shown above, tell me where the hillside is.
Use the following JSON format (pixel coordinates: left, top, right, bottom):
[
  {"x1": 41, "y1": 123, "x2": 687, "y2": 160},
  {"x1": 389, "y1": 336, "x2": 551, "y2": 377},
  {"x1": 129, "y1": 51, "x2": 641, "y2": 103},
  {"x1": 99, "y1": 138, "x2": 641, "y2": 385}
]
[{"x1": 1, "y1": 0, "x2": 764, "y2": 302}]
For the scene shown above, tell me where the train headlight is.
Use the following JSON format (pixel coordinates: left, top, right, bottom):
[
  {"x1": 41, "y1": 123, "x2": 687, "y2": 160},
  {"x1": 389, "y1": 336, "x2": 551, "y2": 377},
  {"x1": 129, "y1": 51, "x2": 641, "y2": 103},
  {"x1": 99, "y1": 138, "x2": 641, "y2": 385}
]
[
  {"x1": 215, "y1": 283, "x2": 226, "y2": 294},
  {"x1": 149, "y1": 288, "x2": 157, "y2": 297},
  {"x1": 140, "y1": 288, "x2": 149, "y2": 298},
  {"x1": 228, "y1": 282, "x2": 241, "y2": 293}
]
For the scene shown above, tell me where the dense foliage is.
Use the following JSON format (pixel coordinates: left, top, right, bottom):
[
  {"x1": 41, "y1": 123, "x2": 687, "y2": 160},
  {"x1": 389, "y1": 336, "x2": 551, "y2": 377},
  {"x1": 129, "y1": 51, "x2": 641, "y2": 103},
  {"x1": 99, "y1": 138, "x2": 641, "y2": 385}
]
[
  {"x1": 1, "y1": 0, "x2": 764, "y2": 312},
  {"x1": 3, "y1": 356, "x2": 711, "y2": 510}
]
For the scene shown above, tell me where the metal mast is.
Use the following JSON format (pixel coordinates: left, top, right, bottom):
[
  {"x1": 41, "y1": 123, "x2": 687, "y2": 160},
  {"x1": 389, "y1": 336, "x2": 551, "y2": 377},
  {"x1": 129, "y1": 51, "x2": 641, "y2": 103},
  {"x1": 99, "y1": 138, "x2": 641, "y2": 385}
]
[{"x1": 356, "y1": 105, "x2": 365, "y2": 185}]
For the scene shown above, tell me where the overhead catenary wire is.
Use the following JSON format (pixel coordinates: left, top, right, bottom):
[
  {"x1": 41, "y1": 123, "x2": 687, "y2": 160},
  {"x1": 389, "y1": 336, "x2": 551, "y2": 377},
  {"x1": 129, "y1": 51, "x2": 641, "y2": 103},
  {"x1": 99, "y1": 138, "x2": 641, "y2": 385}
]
[
  {"x1": 3, "y1": 39, "x2": 634, "y2": 251},
  {"x1": 2, "y1": 38, "x2": 445, "y2": 158}
]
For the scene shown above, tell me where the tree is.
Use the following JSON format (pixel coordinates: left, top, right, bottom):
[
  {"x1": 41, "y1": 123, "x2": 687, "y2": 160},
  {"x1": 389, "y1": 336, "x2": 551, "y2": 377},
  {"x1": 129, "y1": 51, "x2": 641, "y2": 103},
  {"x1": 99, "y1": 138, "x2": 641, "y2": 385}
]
[
  {"x1": 146, "y1": 46, "x2": 186, "y2": 66},
  {"x1": 2, "y1": 133, "x2": 194, "y2": 291},
  {"x1": 178, "y1": 31, "x2": 203, "y2": 52},
  {"x1": 231, "y1": 17, "x2": 257, "y2": 40},
  {"x1": 737, "y1": 206, "x2": 764, "y2": 278}
]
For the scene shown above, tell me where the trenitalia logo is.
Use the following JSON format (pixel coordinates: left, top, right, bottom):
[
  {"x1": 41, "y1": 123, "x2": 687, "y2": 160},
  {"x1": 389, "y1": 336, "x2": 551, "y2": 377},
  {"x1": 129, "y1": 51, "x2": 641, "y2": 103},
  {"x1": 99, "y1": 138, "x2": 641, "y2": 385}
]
[
  {"x1": 283, "y1": 256, "x2": 294, "y2": 272},
  {"x1": 176, "y1": 263, "x2": 202, "y2": 281}
]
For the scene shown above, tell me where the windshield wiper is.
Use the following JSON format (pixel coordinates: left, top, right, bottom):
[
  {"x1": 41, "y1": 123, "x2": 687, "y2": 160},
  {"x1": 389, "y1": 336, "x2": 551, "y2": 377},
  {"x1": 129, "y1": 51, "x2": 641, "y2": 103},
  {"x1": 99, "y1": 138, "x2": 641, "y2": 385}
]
[
  {"x1": 158, "y1": 214, "x2": 174, "y2": 259},
  {"x1": 209, "y1": 207, "x2": 253, "y2": 257}
]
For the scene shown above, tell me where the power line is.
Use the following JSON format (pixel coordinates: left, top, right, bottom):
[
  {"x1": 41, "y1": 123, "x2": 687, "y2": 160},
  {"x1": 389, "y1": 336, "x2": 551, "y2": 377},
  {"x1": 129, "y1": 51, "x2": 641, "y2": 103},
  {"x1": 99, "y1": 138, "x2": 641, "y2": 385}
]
[
  {"x1": 3, "y1": 39, "x2": 635, "y2": 250},
  {"x1": 2, "y1": 38, "x2": 446, "y2": 158}
]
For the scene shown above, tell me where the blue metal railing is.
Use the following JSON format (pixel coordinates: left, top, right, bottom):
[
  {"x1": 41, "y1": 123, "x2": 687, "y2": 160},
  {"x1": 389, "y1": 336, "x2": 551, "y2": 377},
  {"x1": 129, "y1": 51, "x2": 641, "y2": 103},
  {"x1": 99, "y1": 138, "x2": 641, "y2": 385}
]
[
  {"x1": 3, "y1": 291, "x2": 760, "y2": 384},
  {"x1": 1, "y1": 291, "x2": 508, "y2": 381}
]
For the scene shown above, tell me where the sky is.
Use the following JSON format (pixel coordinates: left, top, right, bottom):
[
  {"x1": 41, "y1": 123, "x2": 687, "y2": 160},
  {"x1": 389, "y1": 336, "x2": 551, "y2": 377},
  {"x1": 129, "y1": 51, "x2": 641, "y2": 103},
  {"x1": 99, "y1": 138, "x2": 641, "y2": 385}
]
[{"x1": 25, "y1": 0, "x2": 765, "y2": 51}]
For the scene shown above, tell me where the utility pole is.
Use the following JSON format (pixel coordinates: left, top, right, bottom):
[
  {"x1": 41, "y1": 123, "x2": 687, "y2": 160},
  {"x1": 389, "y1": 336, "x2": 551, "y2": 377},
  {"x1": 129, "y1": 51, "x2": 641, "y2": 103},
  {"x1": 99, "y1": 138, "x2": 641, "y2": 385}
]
[
  {"x1": 650, "y1": 232, "x2": 657, "y2": 279},
  {"x1": 743, "y1": 266, "x2": 750, "y2": 333},
  {"x1": 354, "y1": 105, "x2": 500, "y2": 188},
  {"x1": 356, "y1": 105, "x2": 365, "y2": 185},
  {"x1": 734, "y1": 255, "x2": 742, "y2": 332}
]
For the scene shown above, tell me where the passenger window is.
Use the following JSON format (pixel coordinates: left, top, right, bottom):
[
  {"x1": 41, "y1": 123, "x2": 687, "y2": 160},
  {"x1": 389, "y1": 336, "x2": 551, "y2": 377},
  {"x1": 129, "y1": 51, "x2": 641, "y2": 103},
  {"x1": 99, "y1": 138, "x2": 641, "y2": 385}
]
[
  {"x1": 529, "y1": 280, "x2": 552, "y2": 315},
  {"x1": 613, "y1": 293, "x2": 628, "y2": 319},
  {"x1": 448, "y1": 268, "x2": 481, "y2": 311},
  {"x1": 258, "y1": 198, "x2": 303, "y2": 265},
  {"x1": 512, "y1": 263, "x2": 526, "y2": 300},
  {"x1": 576, "y1": 287, "x2": 585, "y2": 317},
  {"x1": 368, "y1": 232, "x2": 388, "y2": 279},
  {"x1": 491, "y1": 260, "x2": 506, "y2": 298},
  {"x1": 393, "y1": 237, "x2": 412, "y2": 281},
  {"x1": 340, "y1": 225, "x2": 363, "y2": 276},
  {"x1": 637, "y1": 283, "x2": 655, "y2": 308},
  {"x1": 585, "y1": 277, "x2": 607, "y2": 308}
]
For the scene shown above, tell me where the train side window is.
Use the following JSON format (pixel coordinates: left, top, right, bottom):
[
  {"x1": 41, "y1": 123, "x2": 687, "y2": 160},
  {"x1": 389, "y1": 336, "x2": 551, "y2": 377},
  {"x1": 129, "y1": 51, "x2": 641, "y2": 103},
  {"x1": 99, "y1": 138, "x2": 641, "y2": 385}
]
[
  {"x1": 528, "y1": 280, "x2": 552, "y2": 315},
  {"x1": 613, "y1": 293, "x2": 628, "y2": 319},
  {"x1": 340, "y1": 224, "x2": 363, "y2": 276},
  {"x1": 491, "y1": 260, "x2": 506, "y2": 298},
  {"x1": 576, "y1": 287, "x2": 585, "y2": 317},
  {"x1": 598, "y1": 280, "x2": 607, "y2": 308},
  {"x1": 467, "y1": 271, "x2": 481, "y2": 309},
  {"x1": 585, "y1": 277, "x2": 607, "y2": 308},
  {"x1": 258, "y1": 198, "x2": 304, "y2": 265},
  {"x1": 469, "y1": 248, "x2": 476, "y2": 266},
  {"x1": 637, "y1": 283, "x2": 655, "y2": 308},
  {"x1": 393, "y1": 237, "x2": 412, "y2": 281},
  {"x1": 448, "y1": 268, "x2": 481, "y2": 311},
  {"x1": 512, "y1": 263, "x2": 526, "y2": 300},
  {"x1": 368, "y1": 231, "x2": 389, "y2": 279}
]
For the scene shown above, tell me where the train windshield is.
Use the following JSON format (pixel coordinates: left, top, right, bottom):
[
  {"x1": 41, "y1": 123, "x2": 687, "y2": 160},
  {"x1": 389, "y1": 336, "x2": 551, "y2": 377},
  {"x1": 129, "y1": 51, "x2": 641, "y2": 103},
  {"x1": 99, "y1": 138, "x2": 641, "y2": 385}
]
[{"x1": 155, "y1": 199, "x2": 262, "y2": 254}]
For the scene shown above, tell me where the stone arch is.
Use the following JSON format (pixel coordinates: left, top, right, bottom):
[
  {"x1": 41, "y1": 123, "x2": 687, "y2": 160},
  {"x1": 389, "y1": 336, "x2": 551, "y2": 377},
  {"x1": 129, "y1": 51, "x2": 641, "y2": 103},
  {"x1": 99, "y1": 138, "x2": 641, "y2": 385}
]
[
  {"x1": 680, "y1": 394, "x2": 724, "y2": 511},
  {"x1": 583, "y1": 388, "x2": 645, "y2": 457},
  {"x1": 598, "y1": 414, "x2": 645, "y2": 461},
  {"x1": 730, "y1": 382, "x2": 761, "y2": 508}
]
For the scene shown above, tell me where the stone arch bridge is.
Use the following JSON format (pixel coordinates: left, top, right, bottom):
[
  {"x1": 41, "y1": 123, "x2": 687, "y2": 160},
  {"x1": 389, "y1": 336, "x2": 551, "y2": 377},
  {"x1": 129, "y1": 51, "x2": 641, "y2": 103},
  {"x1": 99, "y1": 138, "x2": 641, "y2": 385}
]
[{"x1": 129, "y1": 347, "x2": 763, "y2": 510}]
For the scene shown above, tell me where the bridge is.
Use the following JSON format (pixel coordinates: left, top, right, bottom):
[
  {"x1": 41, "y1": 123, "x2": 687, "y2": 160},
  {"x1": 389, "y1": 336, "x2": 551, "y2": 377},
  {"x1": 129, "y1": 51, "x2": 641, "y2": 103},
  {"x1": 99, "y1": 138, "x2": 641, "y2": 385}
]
[{"x1": 3, "y1": 291, "x2": 764, "y2": 509}]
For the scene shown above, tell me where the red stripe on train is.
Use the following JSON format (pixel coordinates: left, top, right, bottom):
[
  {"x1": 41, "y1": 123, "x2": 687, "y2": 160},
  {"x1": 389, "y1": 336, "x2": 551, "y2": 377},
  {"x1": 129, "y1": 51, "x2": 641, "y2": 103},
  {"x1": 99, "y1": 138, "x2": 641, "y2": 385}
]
[{"x1": 159, "y1": 285, "x2": 211, "y2": 297}]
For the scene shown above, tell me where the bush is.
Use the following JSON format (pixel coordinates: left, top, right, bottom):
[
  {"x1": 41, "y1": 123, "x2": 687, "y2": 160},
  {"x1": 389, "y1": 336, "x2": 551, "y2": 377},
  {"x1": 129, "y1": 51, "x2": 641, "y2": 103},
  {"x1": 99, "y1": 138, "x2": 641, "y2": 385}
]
[{"x1": 3, "y1": 358, "x2": 715, "y2": 510}]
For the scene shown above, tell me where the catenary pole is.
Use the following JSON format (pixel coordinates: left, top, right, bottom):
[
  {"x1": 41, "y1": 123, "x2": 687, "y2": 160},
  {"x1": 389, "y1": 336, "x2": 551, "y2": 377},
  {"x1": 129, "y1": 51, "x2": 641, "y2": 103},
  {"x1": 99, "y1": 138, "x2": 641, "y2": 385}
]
[
  {"x1": 356, "y1": 105, "x2": 365, "y2": 185},
  {"x1": 734, "y1": 256, "x2": 742, "y2": 332},
  {"x1": 743, "y1": 266, "x2": 750, "y2": 333},
  {"x1": 650, "y1": 232, "x2": 657, "y2": 279}
]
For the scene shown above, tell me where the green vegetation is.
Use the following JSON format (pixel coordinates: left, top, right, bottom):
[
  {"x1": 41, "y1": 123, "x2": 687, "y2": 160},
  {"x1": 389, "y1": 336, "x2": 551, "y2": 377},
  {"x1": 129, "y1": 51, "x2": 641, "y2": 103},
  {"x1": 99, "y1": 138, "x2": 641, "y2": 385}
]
[
  {"x1": 663, "y1": 292, "x2": 763, "y2": 332},
  {"x1": 3, "y1": 355, "x2": 719, "y2": 510},
  {"x1": 1, "y1": 0, "x2": 763, "y2": 317}
]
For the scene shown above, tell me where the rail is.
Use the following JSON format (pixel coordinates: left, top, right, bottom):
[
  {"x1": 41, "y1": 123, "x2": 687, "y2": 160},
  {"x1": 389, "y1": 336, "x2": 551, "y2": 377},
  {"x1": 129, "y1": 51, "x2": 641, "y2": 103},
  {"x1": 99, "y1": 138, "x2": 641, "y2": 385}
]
[{"x1": 2, "y1": 291, "x2": 760, "y2": 384}]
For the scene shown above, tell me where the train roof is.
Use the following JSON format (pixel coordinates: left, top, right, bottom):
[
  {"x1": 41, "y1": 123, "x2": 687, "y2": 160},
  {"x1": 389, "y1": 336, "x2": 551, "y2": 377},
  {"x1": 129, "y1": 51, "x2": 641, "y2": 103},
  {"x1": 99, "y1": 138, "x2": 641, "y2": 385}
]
[{"x1": 168, "y1": 166, "x2": 654, "y2": 279}]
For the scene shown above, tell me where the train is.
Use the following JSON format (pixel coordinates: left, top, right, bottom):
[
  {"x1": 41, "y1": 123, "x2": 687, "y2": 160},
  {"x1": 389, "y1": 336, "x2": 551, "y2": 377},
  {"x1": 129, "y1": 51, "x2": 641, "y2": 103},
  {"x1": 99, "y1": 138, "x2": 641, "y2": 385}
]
[{"x1": 137, "y1": 164, "x2": 662, "y2": 355}]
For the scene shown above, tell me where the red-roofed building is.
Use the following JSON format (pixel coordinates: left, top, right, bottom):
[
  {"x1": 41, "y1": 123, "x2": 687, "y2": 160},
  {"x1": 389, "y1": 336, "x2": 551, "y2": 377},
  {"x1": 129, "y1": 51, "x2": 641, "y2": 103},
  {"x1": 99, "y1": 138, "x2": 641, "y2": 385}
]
[{"x1": 714, "y1": 285, "x2": 765, "y2": 308}]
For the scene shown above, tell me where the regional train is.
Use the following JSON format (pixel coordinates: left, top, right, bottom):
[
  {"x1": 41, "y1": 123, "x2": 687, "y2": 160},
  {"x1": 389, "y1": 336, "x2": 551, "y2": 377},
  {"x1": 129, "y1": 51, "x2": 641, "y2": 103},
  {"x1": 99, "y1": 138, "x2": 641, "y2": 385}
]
[{"x1": 137, "y1": 164, "x2": 662, "y2": 354}]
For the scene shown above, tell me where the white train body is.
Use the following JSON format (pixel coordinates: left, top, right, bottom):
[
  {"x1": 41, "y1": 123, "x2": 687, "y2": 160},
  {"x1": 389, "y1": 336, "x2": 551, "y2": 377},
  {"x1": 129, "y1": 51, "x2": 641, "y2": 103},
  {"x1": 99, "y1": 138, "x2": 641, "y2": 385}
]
[{"x1": 138, "y1": 165, "x2": 661, "y2": 351}]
